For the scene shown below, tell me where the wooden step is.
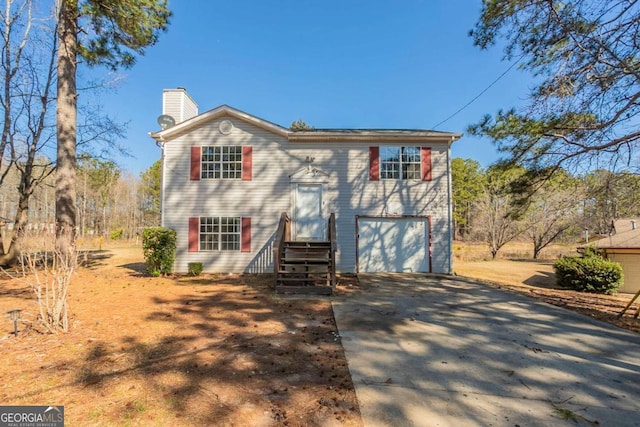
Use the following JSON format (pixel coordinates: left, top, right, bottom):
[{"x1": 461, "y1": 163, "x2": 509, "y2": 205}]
[
  {"x1": 279, "y1": 269, "x2": 330, "y2": 276},
  {"x1": 284, "y1": 242, "x2": 331, "y2": 251},
  {"x1": 284, "y1": 247, "x2": 330, "y2": 255},
  {"x1": 282, "y1": 259, "x2": 329, "y2": 266},
  {"x1": 276, "y1": 275, "x2": 331, "y2": 282},
  {"x1": 276, "y1": 275, "x2": 328, "y2": 282},
  {"x1": 275, "y1": 285, "x2": 333, "y2": 295},
  {"x1": 274, "y1": 232, "x2": 335, "y2": 293},
  {"x1": 284, "y1": 240, "x2": 330, "y2": 245}
]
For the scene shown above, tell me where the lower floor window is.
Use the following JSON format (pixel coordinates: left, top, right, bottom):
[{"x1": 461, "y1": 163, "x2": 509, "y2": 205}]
[{"x1": 200, "y1": 217, "x2": 241, "y2": 251}]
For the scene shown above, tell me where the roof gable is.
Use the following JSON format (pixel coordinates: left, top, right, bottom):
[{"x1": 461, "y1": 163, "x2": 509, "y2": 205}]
[{"x1": 150, "y1": 105, "x2": 290, "y2": 141}]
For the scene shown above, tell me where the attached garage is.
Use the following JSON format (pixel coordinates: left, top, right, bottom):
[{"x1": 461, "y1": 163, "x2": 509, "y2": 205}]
[
  {"x1": 357, "y1": 216, "x2": 431, "y2": 273},
  {"x1": 604, "y1": 251, "x2": 640, "y2": 294},
  {"x1": 593, "y1": 219, "x2": 640, "y2": 294}
]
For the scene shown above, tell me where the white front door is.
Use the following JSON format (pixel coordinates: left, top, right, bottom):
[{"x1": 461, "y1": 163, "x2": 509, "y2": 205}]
[{"x1": 295, "y1": 184, "x2": 325, "y2": 240}]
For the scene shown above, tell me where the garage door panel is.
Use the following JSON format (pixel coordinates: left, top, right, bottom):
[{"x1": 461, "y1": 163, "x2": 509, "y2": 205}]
[{"x1": 358, "y1": 218, "x2": 429, "y2": 273}]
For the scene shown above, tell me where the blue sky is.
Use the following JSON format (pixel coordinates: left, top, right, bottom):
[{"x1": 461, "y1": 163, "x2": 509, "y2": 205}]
[{"x1": 96, "y1": 0, "x2": 533, "y2": 175}]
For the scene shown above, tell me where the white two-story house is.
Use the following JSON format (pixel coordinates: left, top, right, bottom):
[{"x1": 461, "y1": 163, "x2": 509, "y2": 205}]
[{"x1": 150, "y1": 88, "x2": 461, "y2": 290}]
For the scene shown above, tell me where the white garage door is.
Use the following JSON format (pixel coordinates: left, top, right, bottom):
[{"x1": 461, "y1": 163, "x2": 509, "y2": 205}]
[{"x1": 358, "y1": 218, "x2": 430, "y2": 273}]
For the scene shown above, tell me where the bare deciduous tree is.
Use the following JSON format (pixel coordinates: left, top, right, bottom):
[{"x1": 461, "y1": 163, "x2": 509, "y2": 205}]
[
  {"x1": 472, "y1": 166, "x2": 524, "y2": 259},
  {"x1": 523, "y1": 172, "x2": 583, "y2": 259},
  {"x1": 0, "y1": 0, "x2": 57, "y2": 265}
]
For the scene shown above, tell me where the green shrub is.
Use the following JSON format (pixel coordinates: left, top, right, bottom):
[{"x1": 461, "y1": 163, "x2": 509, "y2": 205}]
[
  {"x1": 109, "y1": 227, "x2": 125, "y2": 240},
  {"x1": 582, "y1": 245, "x2": 602, "y2": 258},
  {"x1": 553, "y1": 253, "x2": 623, "y2": 294},
  {"x1": 188, "y1": 262, "x2": 203, "y2": 276},
  {"x1": 142, "y1": 227, "x2": 177, "y2": 276}
]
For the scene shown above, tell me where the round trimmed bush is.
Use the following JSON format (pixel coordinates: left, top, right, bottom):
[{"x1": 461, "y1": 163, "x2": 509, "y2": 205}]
[{"x1": 553, "y1": 253, "x2": 623, "y2": 294}]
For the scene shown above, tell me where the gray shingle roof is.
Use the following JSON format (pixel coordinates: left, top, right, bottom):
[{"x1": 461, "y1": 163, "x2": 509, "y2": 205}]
[{"x1": 593, "y1": 219, "x2": 640, "y2": 249}]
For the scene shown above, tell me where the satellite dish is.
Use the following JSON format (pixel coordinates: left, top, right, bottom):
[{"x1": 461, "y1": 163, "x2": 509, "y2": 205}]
[{"x1": 157, "y1": 114, "x2": 176, "y2": 129}]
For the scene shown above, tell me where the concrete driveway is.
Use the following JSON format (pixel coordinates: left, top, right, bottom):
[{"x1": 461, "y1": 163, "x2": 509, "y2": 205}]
[{"x1": 332, "y1": 274, "x2": 640, "y2": 427}]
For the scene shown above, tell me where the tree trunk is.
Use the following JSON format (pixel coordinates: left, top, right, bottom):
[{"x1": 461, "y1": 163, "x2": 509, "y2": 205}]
[
  {"x1": 55, "y1": 0, "x2": 78, "y2": 254},
  {"x1": 0, "y1": 0, "x2": 14, "y2": 178},
  {"x1": 0, "y1": 186, "x2": 32, "y2": 266},
  {"x1": 533, "y1": 246, "x2": 541, "y2": 260}
]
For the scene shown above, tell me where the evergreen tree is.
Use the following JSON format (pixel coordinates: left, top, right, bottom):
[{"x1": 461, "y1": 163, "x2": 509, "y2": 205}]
[
  {"x1": 56, "y1": 0, "x2": 171, "y2": 252},
  {"x1": 469, "y1": 1, "x2": 640, "y2": 177},
  {"x1": 451, "y1": 158, "x2": 485, "y2": 239}
]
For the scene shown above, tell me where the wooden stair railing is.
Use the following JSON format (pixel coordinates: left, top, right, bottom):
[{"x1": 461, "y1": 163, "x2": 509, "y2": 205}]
[
  {"x1": 273, "y1": 212, "x2": 291, "y2": 287},
  {"x1": 328, "y1": 212, "x2": 337, "y2": 287},
  {"x1": 273, "y1": 212, "x2": 337, "y2": 295}
]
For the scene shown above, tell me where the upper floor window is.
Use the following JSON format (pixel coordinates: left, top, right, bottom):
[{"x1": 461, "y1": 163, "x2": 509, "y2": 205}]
[
  {"x1": 190, "y1": 146, "x2": 252, "y2": 181},
  {"x1": 201, "y1": 146, "x2": 242, "y2": 179},
  {"x1": 380, "y1": 146, "x2": 421, "y2": 180}
]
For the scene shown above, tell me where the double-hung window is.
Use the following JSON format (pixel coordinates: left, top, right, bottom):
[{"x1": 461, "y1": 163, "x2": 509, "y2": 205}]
[
  {"x1": 380, "y1": 147, "x2": 421, "y2": 180},
  {"x1": 199, "y1": 217, "x2": 241, "y2": 251},
  {"x1": 201, "y1": 146, "x2": 242, "y2": 179}
]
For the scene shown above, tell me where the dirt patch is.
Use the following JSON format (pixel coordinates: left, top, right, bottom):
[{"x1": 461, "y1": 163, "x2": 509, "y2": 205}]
[{"x1": 0, "y1": 244, "x2": 362, "y2": 426}]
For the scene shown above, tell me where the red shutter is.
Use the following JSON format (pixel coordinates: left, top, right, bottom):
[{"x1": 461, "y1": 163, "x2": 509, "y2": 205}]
[
  {"x1": 188, "y1": 217, "x2": 199, "y2": 252},
  {"x1": 421, "y1": 147, "x2": 432, "y2": 181},
  {"x1": 369, "y1": 146, "x2": 379, "y2": 181},
  {"x1": 242, "y1": 146, "x2": 252, "y2": 181},
  {"x1": 190, "y1": 147, "x2": 201, "y2": 181},
  {"x1": 241, "y1": 217, "x2": 251, "y2": 252}
]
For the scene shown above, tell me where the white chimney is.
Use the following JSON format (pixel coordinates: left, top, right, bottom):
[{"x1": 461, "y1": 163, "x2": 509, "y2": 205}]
[{"x1": 162, "y1": 87, "x2": 198, "y2": 124}]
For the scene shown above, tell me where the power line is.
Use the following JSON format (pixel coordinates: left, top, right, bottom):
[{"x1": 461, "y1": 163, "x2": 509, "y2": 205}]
[{"x1": 431, "y1": 57, "x2": 523, "y2": 130}]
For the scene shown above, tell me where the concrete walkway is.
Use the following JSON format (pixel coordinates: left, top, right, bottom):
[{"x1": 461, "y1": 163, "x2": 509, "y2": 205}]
[{"x1": 332, "y1": 274, "x2": 640, "y2": 427}]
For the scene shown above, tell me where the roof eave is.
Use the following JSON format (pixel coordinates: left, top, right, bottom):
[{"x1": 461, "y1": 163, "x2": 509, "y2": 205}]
[
  {"x1": 599, "y1": 246, "x2": 640, "y2": 250},
  {"x1": 148, "y1": 105, "x2": 464, "y2": 144},
  {"x1": 287, "y1": 132, "x2": 463, "y2": 143},
  {"x1": 150, "y1": 105, "x2": 290, "y2": 141}
]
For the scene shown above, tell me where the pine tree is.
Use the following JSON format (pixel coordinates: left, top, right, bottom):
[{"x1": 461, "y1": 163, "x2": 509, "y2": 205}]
[{"x1": 55, "y1": 0, "x2": 171, "y2": 252}]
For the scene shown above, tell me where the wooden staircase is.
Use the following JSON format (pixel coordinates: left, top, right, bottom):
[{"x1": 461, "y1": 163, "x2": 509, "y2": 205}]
[{"x1": 273, "y1": 212, "x2": 337, "y2": 295}]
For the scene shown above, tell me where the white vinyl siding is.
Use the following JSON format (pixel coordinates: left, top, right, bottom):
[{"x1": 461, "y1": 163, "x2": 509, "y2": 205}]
[
  {"x1": 162, "y1": 89, "x2": 198, "y2": 123},
  {"x1": 162, "y1": 118, "x2": 290, "y2": 273},
  {"x1": 162, "y1": 117, "x2": 453, "y2": 274}
]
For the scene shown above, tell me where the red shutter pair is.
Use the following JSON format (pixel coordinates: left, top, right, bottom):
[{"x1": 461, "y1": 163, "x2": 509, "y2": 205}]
[
  {"x1": 368, "y1": 146, "x2": 432, "y2": 181},
  {"x1": 188, "y1": 146, "x2": 252, "y2": 254},
  {"x1": 188, "y1": 217, "x2": 251, "y2": 253},
  {"x1": 190, "y1": 146, "x2": 253, "y2": 180}
]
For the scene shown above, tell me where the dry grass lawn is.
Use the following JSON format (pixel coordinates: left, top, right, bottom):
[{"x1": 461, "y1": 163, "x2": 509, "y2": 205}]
[
  {"x1": 2, "y1": 239, "x2": 639, "y2": 426},
  {"x1": 0, "y1": 243, "x2": 361, "y2": 427}
]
